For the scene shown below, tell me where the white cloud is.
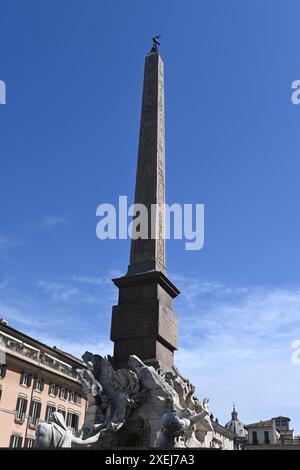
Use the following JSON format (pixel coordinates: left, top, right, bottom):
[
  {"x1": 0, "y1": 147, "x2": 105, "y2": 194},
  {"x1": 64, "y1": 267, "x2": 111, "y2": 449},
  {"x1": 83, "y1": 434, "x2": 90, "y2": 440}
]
[
  {"x1": 0, "y1": 236, "x2": 22, "y2": 252},
  {"x1": 173, "y1": 276, "x2": 300, "y2": 433},
  {"x1": 41, "y1": 215, "x2": 67, "y2": 229},
  {"x1": 2, "y1": 271, "x2": 300, "y2": 434},
  {"x1": 0, "y1": 301, "x2": 42, "y2": 328},
  {"x1": 23, "y1": 331, "x2": 113, "y2": 361},
  {"x1": 34, "y1": 279, "x2": 107, "y2": 305},
  {"x1": 71, "y1": 275, "x2": 109, "y2": 286}
]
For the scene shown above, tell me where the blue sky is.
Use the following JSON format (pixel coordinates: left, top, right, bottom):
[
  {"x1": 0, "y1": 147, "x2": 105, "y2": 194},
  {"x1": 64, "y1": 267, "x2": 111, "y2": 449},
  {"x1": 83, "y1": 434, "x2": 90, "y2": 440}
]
[{"x1": 1, "y1": 0, "x2": 300, "y2": 432}]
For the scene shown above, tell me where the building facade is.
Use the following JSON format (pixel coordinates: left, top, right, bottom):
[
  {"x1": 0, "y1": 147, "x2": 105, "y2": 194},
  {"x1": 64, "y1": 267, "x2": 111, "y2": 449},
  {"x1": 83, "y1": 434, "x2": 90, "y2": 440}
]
[
  {"x1": 0, "y1": 320, "x2": 87, "y2": 448},
  {"x1": 209, "y1": 420, "x2": 236, "y2": 450},
  {"x1": 245, "y1": 416, "x2": 300, "y2": 449}
]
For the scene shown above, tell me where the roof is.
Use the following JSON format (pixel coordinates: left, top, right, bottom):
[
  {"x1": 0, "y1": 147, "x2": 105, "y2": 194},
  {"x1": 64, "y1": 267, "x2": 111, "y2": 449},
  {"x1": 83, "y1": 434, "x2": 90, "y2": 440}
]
[
  {"x1": 212, "y1": 420, "x2": 236, "y2": 439},
  {"x1": 272, "y1": 416, "x2": 291, "y2": 421},
  {"x1": 225, "y1": 405, "x2": 247, "y2": 438},
  {"x1": 245, "y1": 419, "x2": 275, "y2": 428},
  {"x1": 0, "y1": 321, "x2": 84, "y2": 366}
]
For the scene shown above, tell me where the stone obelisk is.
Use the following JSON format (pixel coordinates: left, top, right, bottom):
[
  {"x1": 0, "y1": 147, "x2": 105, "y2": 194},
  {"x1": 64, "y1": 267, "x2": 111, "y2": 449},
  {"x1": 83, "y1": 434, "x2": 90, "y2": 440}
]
[{"x1": 110, "y1": 43, "x2": 180, "y2": 368}]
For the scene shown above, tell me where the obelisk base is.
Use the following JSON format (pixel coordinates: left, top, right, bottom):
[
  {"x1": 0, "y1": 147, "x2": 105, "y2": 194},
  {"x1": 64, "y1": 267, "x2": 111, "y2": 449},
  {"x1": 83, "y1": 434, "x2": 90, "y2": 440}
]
[{"x1": 110, "y1": 271, "x2": 180, "y2": 368}]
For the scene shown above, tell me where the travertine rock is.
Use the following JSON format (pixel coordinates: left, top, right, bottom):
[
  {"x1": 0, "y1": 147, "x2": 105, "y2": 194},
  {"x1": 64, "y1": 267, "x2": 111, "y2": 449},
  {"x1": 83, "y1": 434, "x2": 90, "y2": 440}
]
[{"x1": 77, "y1": 352, "x2": 214, "y2": 448}]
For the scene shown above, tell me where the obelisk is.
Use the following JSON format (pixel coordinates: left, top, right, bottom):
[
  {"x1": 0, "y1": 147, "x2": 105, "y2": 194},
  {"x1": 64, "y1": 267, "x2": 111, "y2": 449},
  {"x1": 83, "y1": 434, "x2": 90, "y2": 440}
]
[{"x1": 110, "y1": 41, "x2": 180, "y2": 368}]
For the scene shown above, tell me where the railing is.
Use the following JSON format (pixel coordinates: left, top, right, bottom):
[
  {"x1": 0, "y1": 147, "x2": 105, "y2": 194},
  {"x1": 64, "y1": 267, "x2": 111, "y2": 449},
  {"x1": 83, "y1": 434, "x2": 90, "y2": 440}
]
[
  {"x1": 40, "y1": 354, "x2": 77, "y2": 378},
  {"x1": 0, "y1": 334, "x2": 39, "y2": 360},
  {"x1": 0, "y1": 332, "x2": 78, "y2": 379}
]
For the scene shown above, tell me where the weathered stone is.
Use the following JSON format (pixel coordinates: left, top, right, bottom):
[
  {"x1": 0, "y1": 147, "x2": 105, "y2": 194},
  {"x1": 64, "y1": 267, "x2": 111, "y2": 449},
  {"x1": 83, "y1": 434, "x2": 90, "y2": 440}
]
[
  {"x1": 77, "y1": 352, "x2": 214, "y2": 448},
  {"x1": 110, "y1": 51, "x2": 179, "y2": 367}
]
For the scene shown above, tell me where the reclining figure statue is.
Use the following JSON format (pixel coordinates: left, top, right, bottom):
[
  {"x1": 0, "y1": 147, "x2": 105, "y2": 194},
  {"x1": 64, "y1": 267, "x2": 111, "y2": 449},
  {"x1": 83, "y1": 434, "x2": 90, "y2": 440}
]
[
  {"x1": 34, "y1": 412, "x2": 101, "y2": 448},
  {"x1": 156, "y1": 398, "x2": 214, "y2": 448}
]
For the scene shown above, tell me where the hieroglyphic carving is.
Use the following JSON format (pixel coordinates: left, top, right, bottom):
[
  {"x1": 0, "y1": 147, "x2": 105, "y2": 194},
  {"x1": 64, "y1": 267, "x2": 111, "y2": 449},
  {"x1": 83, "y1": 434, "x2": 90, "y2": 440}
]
[
  {"x1": 156, "y1": 56, "x2": 166, "y2": 267},
  {"x1": 129, "y1": 52, "x2": 166, "y2": 271}
]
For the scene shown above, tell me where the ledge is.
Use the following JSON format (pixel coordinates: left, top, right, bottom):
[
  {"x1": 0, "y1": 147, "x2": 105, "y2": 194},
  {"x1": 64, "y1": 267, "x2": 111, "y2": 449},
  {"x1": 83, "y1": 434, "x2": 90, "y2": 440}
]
[{"x1": 112, "y1": 270, "x2": 180, "y2": 299}]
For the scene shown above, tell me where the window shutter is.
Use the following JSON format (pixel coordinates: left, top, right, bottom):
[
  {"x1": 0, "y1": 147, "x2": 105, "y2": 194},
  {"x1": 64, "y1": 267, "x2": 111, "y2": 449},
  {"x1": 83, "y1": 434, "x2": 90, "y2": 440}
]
[
  {"x1": 28, "y1": 374, "x2": 32, "y2": 387},
  {"x1": 29, "y1": 400, "x2": 33, "y2": 417},
  {"x1": 37, "y1": 402, "x2": 41, "y2": 419},
  {"x1": 9, "y1": 435, "x2": 15, "y2": 448},
  {"x1": 40, "y1": 379, "x2": 44, "y2": 392},
  {"x1": 74, "y1": 414, "x2": 79, "y2": 431},
  {"x1": 66, "y1": 412, "x2": 72, "y2": 427},
  {"x1": 23, "y1": 398, "x2": 28, "y2": 417},
  {"x1": 19, "y1": 372, "x2": 24, "y2": 385},
  {"x1": 17, "y1": 436, "x2": 23, "y2": 448},
  {"x1": 1, "y1": 364, "x2": 7, "y2": 378},
  {"x1": 64, "y1": 388, "x2": 68, "y2": 400},
  {"x1": 15, "y1": 397, "x2": 21, "y2": 414}
]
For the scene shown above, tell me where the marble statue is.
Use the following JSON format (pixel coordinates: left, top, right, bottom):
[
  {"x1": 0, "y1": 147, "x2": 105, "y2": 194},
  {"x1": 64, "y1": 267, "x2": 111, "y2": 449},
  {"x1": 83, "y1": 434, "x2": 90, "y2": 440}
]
[
  {"x1": 34, "y1": 412, "x2": 101, "y2": 448},
  {"x1": 156, "y1": 399, "x2": 213, "y2": 448},
  {"x1": 76, "y1": 352, "x2": 215, "y2": 448}
]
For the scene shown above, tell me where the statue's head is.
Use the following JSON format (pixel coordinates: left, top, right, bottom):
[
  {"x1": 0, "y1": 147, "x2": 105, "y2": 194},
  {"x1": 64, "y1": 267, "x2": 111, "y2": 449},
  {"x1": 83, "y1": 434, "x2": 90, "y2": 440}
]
[
  {"x1": 128, "y1": 355, "x2": 143, "y2": 371},
  {"x1": 161, "y1": 413, "x2": 185, "y2": 437},
  {"x1": 49, "y1": 411, "x2": 67, "y2": 430}
]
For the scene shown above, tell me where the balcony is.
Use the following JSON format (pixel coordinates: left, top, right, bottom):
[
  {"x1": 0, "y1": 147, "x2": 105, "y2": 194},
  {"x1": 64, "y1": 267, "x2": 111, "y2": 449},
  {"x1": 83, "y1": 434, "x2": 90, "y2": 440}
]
[
  {"x1": 40, "y1": 354, "x2": 77, "y2": 378},
  {"x1": 0, "y1": 334, "x2": 39, "y2": 361},
  {"x1": 0, "y1": 331, "x2": 78, "y2": 380}
]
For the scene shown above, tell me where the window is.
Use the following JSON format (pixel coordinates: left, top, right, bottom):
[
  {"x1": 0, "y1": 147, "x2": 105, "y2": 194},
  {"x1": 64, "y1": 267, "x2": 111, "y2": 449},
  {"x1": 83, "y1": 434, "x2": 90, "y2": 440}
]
[
  {"x1": 25, "y1": 438, "x2": 35, "y2": 448},
  {"x1": 29, "y1": 400, "x2": 41, "y2": 428},
  {"x1": 49, "y1": 383, "x2": 58, "y2": 397},
  {"x1": 69, "y1": 391, "x2": 75, "y2": 403},
  {"x1": 0, "y1": 363, "x2": 7, "y2": 378},
  {"x1": 276, "y1": 419, "x2": 287, "y2": 427},
  {"x1": 10, "y1": 434, "x2": 23, "y2": 448},
  {"x1": 59, "y1": 387, "x2": 67, "y2": 400},
  {"x1": 20, "y1": 372, "x2": 32, "y2": 387},
  {"x1": 58, "y1": 408, "x2": 66, "y2": 419},
  {"x1": 15, "y1": 397, "x2": 28, "y2": 423},
  {"x1": 34, "y1": 378, "x2": 44, "y2": 392},
  {"x1": 252, "y1": 431, "x2": 258, "y2": 445},
  {"x1": 75, "y1": 393, "x2": 81, "y2": 405},
  {"x1": 264, "y1": 431, "x2": 270, "y2": 444},
  {"x1": 66, "y1": 412, "x2": 79, "y2": 431},
  {"x1": 45, "y1": 404, "x2": 56, "y2": 422}
]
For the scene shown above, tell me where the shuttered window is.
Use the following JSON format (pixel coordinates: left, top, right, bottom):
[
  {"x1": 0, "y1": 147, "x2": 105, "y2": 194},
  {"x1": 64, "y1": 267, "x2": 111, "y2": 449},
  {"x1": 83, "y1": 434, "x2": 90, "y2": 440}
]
[
  {"x1": 15, "y1": 397, "x2": 28, "y2": 423},
  {"x1": 49, "y1": 383, "x2": 58, "y2": 396},
  {"x1": 20, "y1": 371, "x2": 32, "y2": 387},
  {"x1": 45, "y1": 404, "x2": 56, "y2": 422},
  {"x1": 0, "y1": 364, "x2": 7, "y2": 378},
  {"x1": 34, "y1": 377, "x2": 44, "y2": 391},
  {"x1": 10, "y1": 434, "x2": 23, "y2": 448},
  {"x1": 29, "y1": 400, "x2": 41, "y2": 427}
]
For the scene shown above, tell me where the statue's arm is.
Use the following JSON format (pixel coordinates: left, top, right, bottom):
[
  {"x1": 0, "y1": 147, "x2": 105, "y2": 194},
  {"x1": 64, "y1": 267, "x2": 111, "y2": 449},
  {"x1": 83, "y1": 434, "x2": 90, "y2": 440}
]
[
  {"x1": 189, "y1": 411, "x2": 206, "y2": 425},
  {"x1": 72, "y1": 431, "x2": 101, "y2": 446}
]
